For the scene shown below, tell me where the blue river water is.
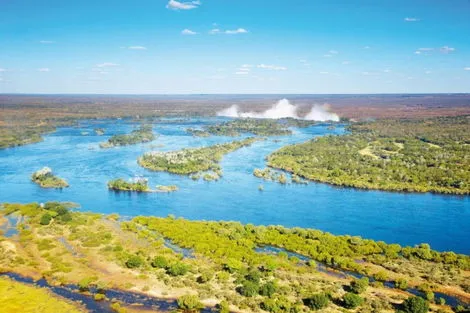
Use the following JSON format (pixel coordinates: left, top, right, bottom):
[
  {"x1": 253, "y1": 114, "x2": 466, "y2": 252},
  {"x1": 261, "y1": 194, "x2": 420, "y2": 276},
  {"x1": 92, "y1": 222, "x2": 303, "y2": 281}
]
[{"x1": 0, "y1": 118, "x2": 469, "y2": 254}]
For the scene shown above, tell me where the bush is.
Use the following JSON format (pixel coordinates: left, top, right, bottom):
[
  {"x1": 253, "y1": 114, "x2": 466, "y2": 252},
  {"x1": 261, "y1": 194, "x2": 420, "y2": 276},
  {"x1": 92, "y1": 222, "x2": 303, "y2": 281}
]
[
  {"x1": 343, "y1": 292, "x2": 364, "y2": 309},
  {"x1": 239, "y1": 280, "x2": 259, "y2": 297},
  {"x1": 304, "y1": 293, "x2": 330, "y2": 310},
  {"x1": 350, "y1": 277, "x2": 369, "y2": 294},
  {"x1": 151, "y1": 256, "x2": 168, "y2": 269},
  {"x1": 399, "y1": 296, "x2": 429, "y2": 313},
  {"x1": 177, "y1": 294, "x2": 204, "y2": 313},
  {"x1": 40, "y1": 213, "x2": 52, "y2": 225},
  {"x1": 395, "y1": 278, "x2": 408, "y2": 290},
  {"x1": 260, "y1": 281, "x2": 277, "y2": 297},
  {"x1": 216, "y1": 300, "x2": 230, "y2": 313},
  {"x1": 125, "y1": 255, "x2": 143, "y2": 268},
  {"x1": 167, "y1": 262, "x2": 189, "y2": 276}
]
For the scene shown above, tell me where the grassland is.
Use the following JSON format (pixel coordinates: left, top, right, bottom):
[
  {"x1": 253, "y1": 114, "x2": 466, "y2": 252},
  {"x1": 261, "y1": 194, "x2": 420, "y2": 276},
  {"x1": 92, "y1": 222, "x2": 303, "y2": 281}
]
[
  {"x1": 0, "y1": 276, "x2": 85, "y2": 313},
  {"x1": 0, "y1": 202, "x2": 469, "y2": 313}
]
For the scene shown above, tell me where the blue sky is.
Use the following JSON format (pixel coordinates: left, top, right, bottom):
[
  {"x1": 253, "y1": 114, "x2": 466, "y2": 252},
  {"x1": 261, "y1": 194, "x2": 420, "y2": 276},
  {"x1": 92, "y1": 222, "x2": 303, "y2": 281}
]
[{"x1": 0, "y1": 0, "x2": 469, "y2": 94}]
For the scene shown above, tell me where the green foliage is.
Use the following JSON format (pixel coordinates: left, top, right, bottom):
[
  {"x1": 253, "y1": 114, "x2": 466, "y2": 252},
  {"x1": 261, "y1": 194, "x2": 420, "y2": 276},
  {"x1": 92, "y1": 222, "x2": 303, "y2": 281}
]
[
  {"x1": 100, "y1": 125, "x2": 155, "y2": 148},
  {"x1": 167, "y1": 262, "x2": 189, "y2": 276},
  {"x1": 151, "y1": 255, "x2": 168, "y2": 269},
  {"x1": 177, "y1": 294, "x2": 204, "y2": 313},
  {"x1": 125, "y1": 255, "x2": 144, "y2": 269},
  {"x1": 343, "y1": 292, "x2": 364, "y2": 309},
  {"x1": 259, "y1": 281, "x2": 277, "y2": 297},
  {"x1": 31, "y1": 167, "x2": 69, "y2": 188},
  {"x1": 40, "y1": 213, "x2": 52, "y2": 225},
  {"x1": 239, "y1": 280, "x2": 259, "y2": 297},
  {"x1": 398, "y1": 296, "x2": 429, "y2": 313},
  {"x1": 268, "y1": 116, "x2": 470, "y2": 194},
  {"x1": 108, "y1": 178, "x2": 150, "y2": 192},
  {"x1": 216, "y1": 300, "x2": 230, "y2": 313},
  {"x1": 304, "y1": 293, "x2": 330, "y2": 310},
  {"x1": 350, "y1": 277, "x2": 369, "y2": 294},
  {"x1": 138, "y1": 137, "x2": 262, "y2": 175},
  {"x1": 395, "y1": 278, "x2": 408, "y2": 290},
  {"x1": 206, "y1": 118, "x2": 292, "y2": 136}
]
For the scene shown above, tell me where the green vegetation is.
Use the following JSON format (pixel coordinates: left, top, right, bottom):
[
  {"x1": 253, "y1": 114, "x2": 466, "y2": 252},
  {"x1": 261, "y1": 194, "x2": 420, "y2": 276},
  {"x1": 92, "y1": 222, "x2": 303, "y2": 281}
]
[
  {"x1": 138, "y1": 137, "x2": 262, "y2": 175},
  {"x1": 156, "y1": 185, "x2": 179, "y2": 192},
  {"x1": 0, "y1": 277, "x2": 85, "y2": 313},
  {"x1": 31, "y1": 167, "x2": 69, "y2": 188},
  {"x1": 398, "y1": 296, "x2": 430, "y2": 313},
  {"x1": 187, "y1": 128, "x2": 211, "y2": 137},
  {"x1": 1, "y1": 202, "x2": 469, "y2": 313},
  {"x1": 177, "y1": 294, "x2": 204, "y2": 313},
  {"x1": 206, "y1": 118, "x2": 292, "y2": 136},
  {"x1": 94, "y1": 128, "x2": 105, "y2": 135},
  {"x1": 268, "y1": 116, "x2": 470, "y2": 194},
  {"x1": 304, "y1": 293, "x2": 330, "y2": 310},
  {"x1": 100, "y1": 125, "x2": 155, "y2": 148},
  {"x1": 107, "y1": 178, "x2": 151, "y2": 192}
]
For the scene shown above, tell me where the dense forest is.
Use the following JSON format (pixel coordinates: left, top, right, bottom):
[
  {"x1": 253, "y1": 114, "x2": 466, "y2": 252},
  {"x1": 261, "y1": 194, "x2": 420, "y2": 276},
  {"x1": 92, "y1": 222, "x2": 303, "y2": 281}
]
[
  {"x1": 268, "y1": 116, "x2": 470, "y2": 194},
  {"x1": 1, "y1": 202, "x2": 468, "y2": 313},
  {"x1": 100, "y1": 125, "x2": 156, "y2": 148},
  {"x1": 138, "y1": 137, "x2": 262, "y2": 175}
]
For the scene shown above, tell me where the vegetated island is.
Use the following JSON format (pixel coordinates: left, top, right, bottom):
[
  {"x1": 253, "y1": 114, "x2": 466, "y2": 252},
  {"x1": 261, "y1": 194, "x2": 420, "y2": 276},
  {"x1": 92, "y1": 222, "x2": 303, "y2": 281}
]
[
  {"x1": 0, "y1": 202, "x2": 469, "y2": 313},
  {"x1": 107, "y1": 178, "x2": 179, "y2": 193},
  {"x1": 253, "y1": 168, "x2": 308, "y2": 185},
  {"x1": 94, "y1": 128, "x2": 105, "y2": 135},
  {"x1": 205, "y1": 118, "x2": 293, "y2": 136},
  {"x1": 268, "y1": 116, "x2": 470, "y2": 194},
  {"x1": 107, "y1": 178, "x2": 151, "y2": 192},
  {"x1": 31, "y1": 167, "x2": 69, "y2": 189},
  {"x1": 138, "y1": 137, "x2": 263, "y2": 180},
  {"x1": 100, "y1": 125, "x2": 155, "y2": 148}
]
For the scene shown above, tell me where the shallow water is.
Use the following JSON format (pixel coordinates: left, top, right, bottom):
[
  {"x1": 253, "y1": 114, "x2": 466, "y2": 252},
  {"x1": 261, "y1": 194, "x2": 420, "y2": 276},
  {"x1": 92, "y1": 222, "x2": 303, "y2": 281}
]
[{"x1": 0, "y1": 118, "x2": 469, "y2": 253}]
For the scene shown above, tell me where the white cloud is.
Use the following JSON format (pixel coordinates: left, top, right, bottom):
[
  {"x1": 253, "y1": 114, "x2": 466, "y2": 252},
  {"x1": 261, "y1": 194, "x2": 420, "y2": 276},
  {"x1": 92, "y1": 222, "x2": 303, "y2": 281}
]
[
  {"x1": 319, "y1": 71, "x2": 329, "y2": 74},
  {"x1": 342, "y1": 61, "x2": 350, "y2": 65},
  {"x1": 96, "y1": 62, "x2": 119, "y2": 68},
  {"x1": 225, "y1": 28, "x2": 248, "y2": 34},
  {"x1": 323, "y1": 54, "x2": 332, "y2": 58},
  {"x1": 363, "y1": 46, "x2": 371, "y2": 49},
  {"x1": 209, "y1": 29, "x2": 220, "y2": 34},
  {"x1": 257, "y1": 64, "x2": 287, "y2": 71},
  {"x1": 37, "y1": 68, "x2": 50, "y2": 72},
  {"x1": 128, "y1": 46, "x2": 147, "y2": 50},
  {"x1": 404, "y1": 17, "x2": 420, "y2": 22},
  {"x1": 418, "y1": 48, "x2": 434, "y2": 51},
  {"x1": 235, "y1": 71, "x2": 249, "y2": 75},
  {"x1": 181, "y1": 29, "x2": 198, "y2": 35},
  {"x1": 329, "y1": 50, "x2": 339, "y2": 54},
  {"x1": 39, "y1": 40, "x2": 55, "y2": 44},
  {"x1": 0, "y1": 68, "x2": 5, "y2": 72},
  {"x1": 440, "y1": 46, "x2": 455, "y2": 53},
  {"x1": 464, "y1": 67, "x2": 470, "y2": 71},
  {"x1": 425, "y1": 70, "x2": 432, "y2": 74},
  {"x1": 166, "y1": 0, "x2": 200, "y2": 10}
]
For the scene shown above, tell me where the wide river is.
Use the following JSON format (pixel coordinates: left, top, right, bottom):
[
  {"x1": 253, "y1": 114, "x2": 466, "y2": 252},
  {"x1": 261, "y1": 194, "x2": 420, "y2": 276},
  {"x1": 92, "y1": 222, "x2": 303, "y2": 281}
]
[{"x1": 0, "y1": 118, "x2": 468, "y2": 254}]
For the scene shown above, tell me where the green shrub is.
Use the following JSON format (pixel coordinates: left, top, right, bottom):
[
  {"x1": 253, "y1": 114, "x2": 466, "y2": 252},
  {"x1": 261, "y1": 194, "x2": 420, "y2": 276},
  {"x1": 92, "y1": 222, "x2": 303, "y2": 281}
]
[
  {"x1": 239, "y1": 280, "x2": 259, "y2": 297},
  {"x1": 399, "y1": 296, "x2": 429, "y2": 313},
  {"x1": 40, "y1": 213, "x2": 52, "y2": 225},
  {"x1": 304, "y1": 293, "x2": 330, "y2": 310},
  {"x1": 125, "y1": 255, "x2": 143, "y2": 268},
  {"x1": 216, "y1": 300, "x2": 230, "y2": 313},
  {"x1": 167, "y1": 262, "x2": 189, "y2": 276},
  {"x1": 350, "y1": 277, "x2": 369, "y2": 294},
  {"x1": 260, "y1": 281, "x2": 277, "y2": 297},
  {"x1": 343, "y1": 292, "x2": 364, "y2": 309},
  {"x1": 151, "y1": 255, "x2": 168, "y2": 268},
  {"x1": 177, "y1": 294, "x2": 204, "y2": 313},
  {"x1": 395, "y1": 278, "x2": 408, "y2": 290}
]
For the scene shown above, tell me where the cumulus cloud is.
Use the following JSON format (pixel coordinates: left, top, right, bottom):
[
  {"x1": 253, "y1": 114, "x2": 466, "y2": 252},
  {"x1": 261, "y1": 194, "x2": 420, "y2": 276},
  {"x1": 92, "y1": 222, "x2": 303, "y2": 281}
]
[
  {"x1": 217, "y1": 99, "x2": 339, "y2": 121},
  {"x1": 210, "y1": 28, "x2": 248, "y2": 35},
  {"x1": 128, "y1": 46, "x2": 147, "y2": 50},
  {"x1": 440, "y1": 46, "x2": 455, "y2": 53},
  {"x1": 181, "y1": 29, "x2": 198, "y2": 35},
  {"x1": 404, "y1": 17, "x2": 420, "y2": 22},
  {"x1": 225, "y1": 28, "x2": 248, "y2": 34},
  {"x1": 166, "y1": 0, "x2": 200, "y2": 10},
  {"x1": 37, "y1": 68, "x2": 50, "y2": 72},
  {"x1": 257, "y1": 64, "x2": 287, "y2": 71},
  {"x1": 96, "y1": 62, "x2": 119, "y2": 68}
]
